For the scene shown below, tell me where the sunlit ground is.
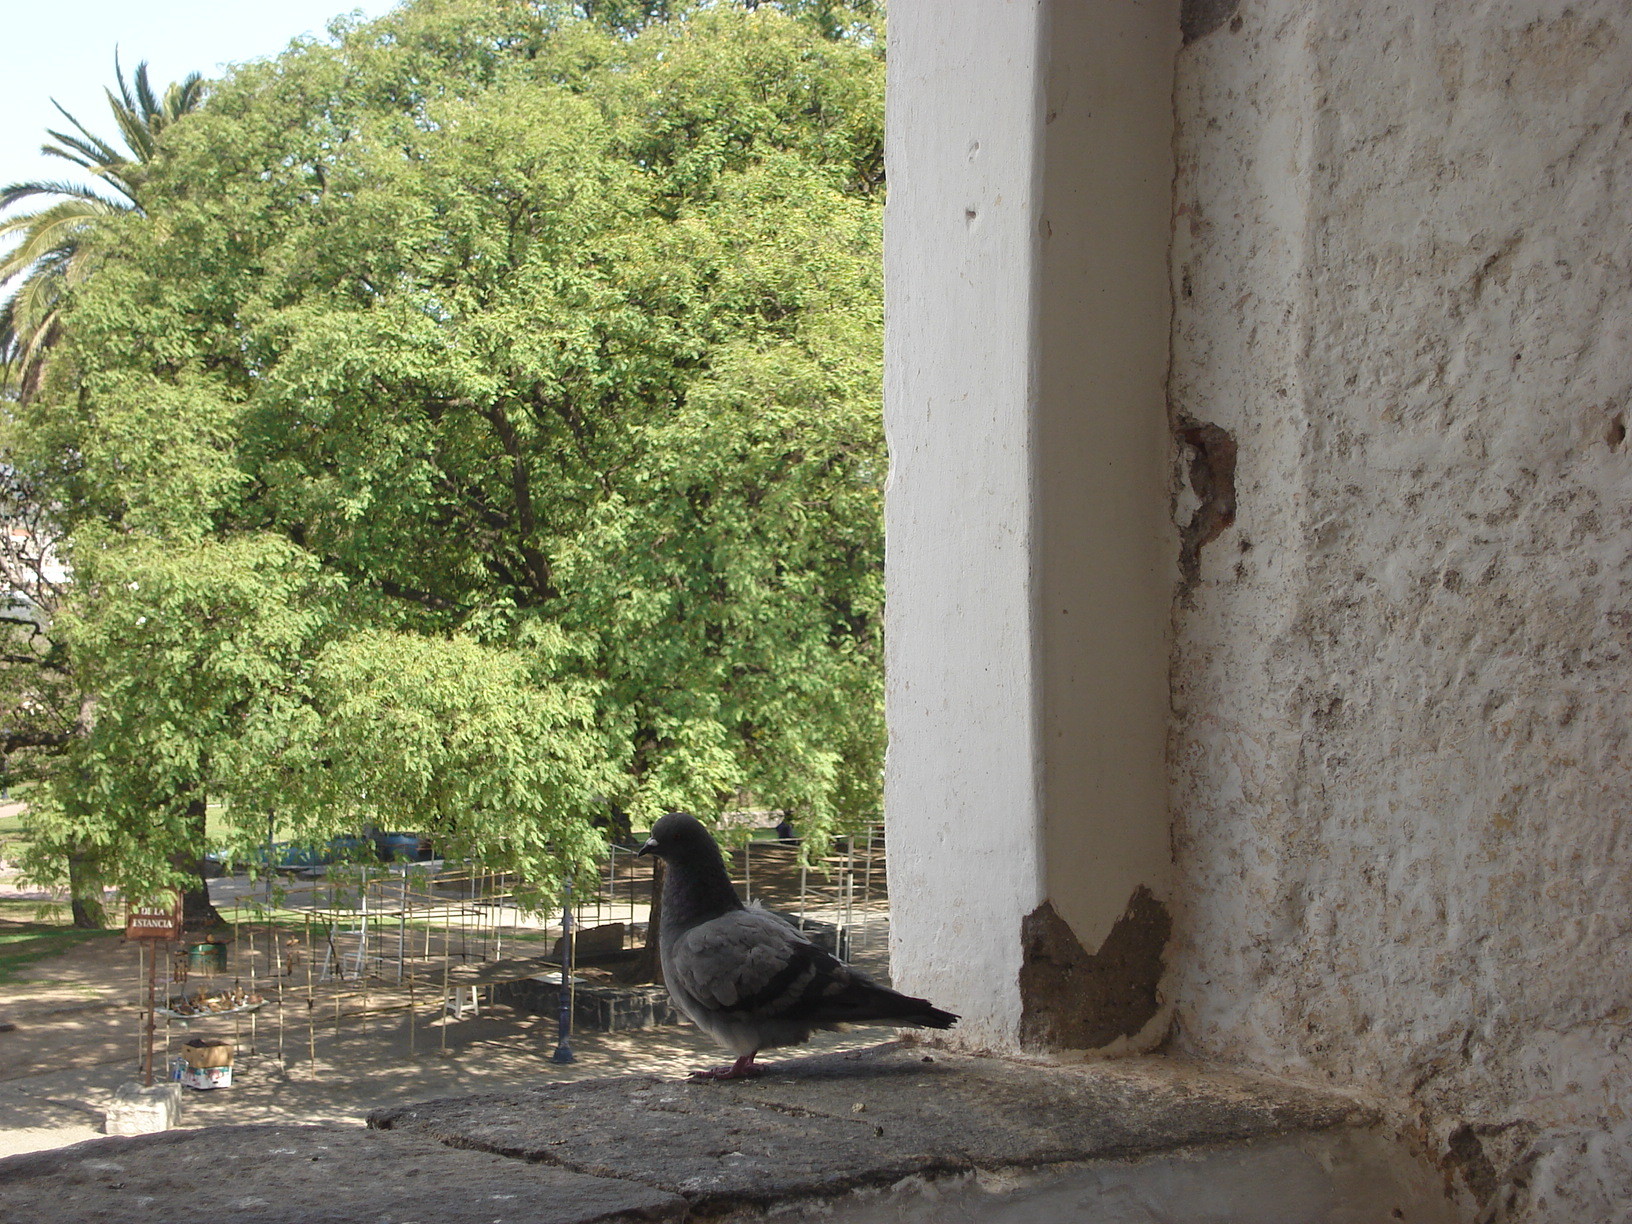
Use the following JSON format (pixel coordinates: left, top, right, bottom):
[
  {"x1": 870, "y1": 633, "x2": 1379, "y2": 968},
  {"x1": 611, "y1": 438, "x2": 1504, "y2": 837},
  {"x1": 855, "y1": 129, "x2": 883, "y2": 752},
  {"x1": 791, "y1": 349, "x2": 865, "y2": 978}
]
[{"x1": 0, "y1": 836, "x2": 898, "y2": 1157}]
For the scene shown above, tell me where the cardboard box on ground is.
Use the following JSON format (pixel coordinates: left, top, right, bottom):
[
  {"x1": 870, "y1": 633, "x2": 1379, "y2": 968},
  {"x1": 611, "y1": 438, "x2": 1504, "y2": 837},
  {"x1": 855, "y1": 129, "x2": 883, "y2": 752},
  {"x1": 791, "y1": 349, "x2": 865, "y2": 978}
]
[
  {"x1": 182, "y1": 1039, "x2": 233, "y2": 1068},
  {"x1": 177, "y1": 1039, "x2": 234, "y2": 1089}
]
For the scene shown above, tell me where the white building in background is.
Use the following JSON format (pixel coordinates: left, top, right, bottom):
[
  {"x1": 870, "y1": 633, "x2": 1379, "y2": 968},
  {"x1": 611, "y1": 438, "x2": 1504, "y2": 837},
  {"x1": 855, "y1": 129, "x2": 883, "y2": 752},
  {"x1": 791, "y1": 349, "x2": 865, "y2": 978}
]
[{"x1": 0, "y1": 522, "x2": 68, "y2": 625}]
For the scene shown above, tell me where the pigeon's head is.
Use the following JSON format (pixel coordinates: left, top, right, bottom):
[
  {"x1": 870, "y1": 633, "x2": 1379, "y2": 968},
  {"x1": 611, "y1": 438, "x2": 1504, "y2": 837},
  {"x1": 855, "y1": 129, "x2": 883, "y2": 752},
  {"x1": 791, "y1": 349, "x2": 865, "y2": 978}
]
[{"x1": 637, "y1": 811, "x2": 714, "y2": 862}]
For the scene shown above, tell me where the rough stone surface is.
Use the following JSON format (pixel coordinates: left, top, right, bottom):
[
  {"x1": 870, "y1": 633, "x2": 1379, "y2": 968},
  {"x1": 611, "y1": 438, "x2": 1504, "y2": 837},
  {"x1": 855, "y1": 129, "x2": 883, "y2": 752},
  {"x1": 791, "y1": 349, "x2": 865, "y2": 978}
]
[
  {"x1": 368, "y1": 1043, "x2": 1373, "y2": 1215},
  {"x1": 809, "y1": 1129, "x2": 1460, "y2": 1224},
  {"x1": 1169, "y1": 3, "x2": 1632, "y2": 1221},
  {"x1": 0, "y1": 1122, "x2": 685, "y2": 1224},
  {"x1": 102, "y1": 1083, "x2": 181, "y2": 1137},
  {"x1": 495, "y1": 977, "x2": 680, "y2": 1032}
]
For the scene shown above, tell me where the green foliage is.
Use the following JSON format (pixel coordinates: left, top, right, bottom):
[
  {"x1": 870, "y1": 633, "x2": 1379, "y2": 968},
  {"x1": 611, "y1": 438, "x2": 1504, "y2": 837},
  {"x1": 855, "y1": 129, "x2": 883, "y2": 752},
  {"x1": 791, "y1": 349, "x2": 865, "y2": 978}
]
[
  {"x1": 11, "y1": 0, "x2": 885, "y2": 900},
  {"x1": 290, "y1": 629, "x2": 616, "y2": 887},
  {"x1": 19, "y1": 534, "x2": 323, "y2": 902},
  {"x1": 0, "y1": 59, "x2": 206, "y2": 397}
]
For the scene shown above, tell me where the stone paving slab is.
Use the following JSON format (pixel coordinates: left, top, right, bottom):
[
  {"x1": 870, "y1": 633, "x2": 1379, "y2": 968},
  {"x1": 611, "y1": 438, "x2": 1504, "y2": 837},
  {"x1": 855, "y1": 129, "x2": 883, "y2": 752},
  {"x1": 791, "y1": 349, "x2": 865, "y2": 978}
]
[
  {"x1": 368, "y1": 1042, "x2": 1375, "y2": 1213},
  {"x1": 0, "y1": 1122, "x2": 686, "y2": 1224}
]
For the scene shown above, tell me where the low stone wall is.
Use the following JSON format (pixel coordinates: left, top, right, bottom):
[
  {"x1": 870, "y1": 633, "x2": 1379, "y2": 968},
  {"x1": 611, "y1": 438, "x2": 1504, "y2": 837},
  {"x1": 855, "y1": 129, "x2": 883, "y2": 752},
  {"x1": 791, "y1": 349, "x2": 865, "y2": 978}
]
[
  {"x1": 496, "y1": 915, "x2": 847, "y2": 1032},
  {"x1": 495, "y1": 977, "x2": 678, "y2": 1031}
]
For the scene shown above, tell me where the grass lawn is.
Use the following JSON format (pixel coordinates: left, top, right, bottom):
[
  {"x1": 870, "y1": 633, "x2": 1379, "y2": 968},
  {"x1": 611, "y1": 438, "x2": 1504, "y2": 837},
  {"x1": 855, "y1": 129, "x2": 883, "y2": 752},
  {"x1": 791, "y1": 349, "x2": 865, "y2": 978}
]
[
  {"x1": 0, "y1": 918, "x2": 119, "y2": 983},
  {"x1": 0, "y1": 898, "x2": 70, "y2": 924},
  {"x1": 0, "y1": 802, "x2": 30, "y2": 865}
]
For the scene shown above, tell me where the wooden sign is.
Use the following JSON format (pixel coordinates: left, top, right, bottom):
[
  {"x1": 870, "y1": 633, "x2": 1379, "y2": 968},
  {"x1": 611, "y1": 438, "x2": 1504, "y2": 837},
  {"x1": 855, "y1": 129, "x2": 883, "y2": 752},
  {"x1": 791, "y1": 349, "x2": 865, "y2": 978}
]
[{"x1": 125, "y1": 892, "x2": 182, "y2": 940}]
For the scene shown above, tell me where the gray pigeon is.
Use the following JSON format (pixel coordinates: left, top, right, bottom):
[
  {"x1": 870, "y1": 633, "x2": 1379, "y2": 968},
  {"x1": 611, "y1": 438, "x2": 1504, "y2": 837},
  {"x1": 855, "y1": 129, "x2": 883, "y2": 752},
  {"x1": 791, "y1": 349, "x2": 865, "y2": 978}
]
[{"x1": 637, "y1": 811, "x2": 958, "y2": 1080}]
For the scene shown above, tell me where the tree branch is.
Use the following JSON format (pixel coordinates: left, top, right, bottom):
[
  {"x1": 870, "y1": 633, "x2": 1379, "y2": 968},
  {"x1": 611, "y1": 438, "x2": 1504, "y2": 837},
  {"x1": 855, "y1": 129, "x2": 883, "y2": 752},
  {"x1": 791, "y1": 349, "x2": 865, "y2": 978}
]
[
  {"x1": 3, "y1": 727, "x2": 81, "y2": 753},
  {"x1": 313, "y1": 550, "x2": 464, "y2": 615},
  {"x1": 0, "y1": 652, "x2": 70, "y2": 674},
  {"x1": 480, "y1": 403, "x2": 558, "y2": 602}
]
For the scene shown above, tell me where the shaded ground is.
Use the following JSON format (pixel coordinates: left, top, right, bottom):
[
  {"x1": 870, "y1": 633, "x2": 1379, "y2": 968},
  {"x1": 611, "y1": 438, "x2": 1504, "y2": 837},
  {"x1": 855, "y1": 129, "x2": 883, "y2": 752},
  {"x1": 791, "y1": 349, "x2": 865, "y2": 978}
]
[
  {"x1": 0, "y1": 835, "x2": 895, "y2": 1157},
  {"x1": 0, "y1": 986, "x2": 893, "y2": 1157}
]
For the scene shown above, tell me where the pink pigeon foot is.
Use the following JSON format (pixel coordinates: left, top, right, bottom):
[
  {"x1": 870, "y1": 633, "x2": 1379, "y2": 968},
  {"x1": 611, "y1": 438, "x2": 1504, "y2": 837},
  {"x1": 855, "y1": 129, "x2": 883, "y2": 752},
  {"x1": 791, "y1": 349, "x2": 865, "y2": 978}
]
[{"x1": 687, "y1": 1053, "x2": 762, "y2": 1081}]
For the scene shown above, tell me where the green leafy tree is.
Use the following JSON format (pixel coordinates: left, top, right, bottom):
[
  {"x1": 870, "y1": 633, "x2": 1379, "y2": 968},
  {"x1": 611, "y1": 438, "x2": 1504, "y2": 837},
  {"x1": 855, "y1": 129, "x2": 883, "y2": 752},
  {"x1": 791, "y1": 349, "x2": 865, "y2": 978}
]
[
  {"x1": 11, "y1": 0, "x2": 884, "y2": 912},
  {"x1": 0, "y1": 467, "x2": 98, "y2": 920},
  {"x1": 0, "y1": 58, "x2": 204, "y2": 923}
]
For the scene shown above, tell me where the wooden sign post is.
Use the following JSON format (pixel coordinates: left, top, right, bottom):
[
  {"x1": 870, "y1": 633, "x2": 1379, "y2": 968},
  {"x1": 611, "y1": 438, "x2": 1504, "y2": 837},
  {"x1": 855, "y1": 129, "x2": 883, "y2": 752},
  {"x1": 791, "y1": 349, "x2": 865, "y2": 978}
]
[{"x1": 126, "y1": 893, "x2": 182, "y2": 1087}]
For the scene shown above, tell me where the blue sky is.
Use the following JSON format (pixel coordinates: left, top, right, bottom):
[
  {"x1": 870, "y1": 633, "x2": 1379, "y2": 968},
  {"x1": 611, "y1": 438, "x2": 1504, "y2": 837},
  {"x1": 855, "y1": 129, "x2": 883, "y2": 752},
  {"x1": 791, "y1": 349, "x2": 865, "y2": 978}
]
[{"x1": 2, "y1": 1, "x2": 400, "y2": 197}]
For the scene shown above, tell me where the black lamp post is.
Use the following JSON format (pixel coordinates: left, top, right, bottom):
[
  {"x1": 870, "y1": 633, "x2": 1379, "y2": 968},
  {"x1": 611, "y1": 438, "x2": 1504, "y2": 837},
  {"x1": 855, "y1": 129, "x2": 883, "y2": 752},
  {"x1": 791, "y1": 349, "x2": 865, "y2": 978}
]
[{"x1": 552, "y1": 878, "x2": 575, "y2": 1064}]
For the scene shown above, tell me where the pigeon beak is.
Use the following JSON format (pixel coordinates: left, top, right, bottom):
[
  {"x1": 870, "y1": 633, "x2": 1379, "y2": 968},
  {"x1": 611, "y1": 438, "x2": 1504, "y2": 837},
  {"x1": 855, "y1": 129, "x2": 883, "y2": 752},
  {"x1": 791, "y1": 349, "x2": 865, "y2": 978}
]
[{"x1": 637, "y1": 837, "x2": 657, "y2": 858}]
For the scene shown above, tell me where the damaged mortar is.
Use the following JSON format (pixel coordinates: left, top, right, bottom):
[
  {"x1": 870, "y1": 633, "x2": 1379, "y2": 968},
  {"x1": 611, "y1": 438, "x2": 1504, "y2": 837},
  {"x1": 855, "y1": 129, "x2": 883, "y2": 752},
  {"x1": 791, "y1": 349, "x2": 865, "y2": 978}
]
[
  {"x1": 1175, "y1": 417, "x2": 1239, "y2": 591},
  {"x1": 1018, "y1": 891, "x2": 1172, "y2": 1052}
]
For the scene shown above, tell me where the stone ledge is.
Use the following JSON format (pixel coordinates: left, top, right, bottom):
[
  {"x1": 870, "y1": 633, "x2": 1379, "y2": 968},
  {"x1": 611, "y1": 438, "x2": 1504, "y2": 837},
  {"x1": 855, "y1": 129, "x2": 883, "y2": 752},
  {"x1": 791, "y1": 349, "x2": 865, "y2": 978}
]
[
  {"x1": 368, "y1": 1041, "x2": 1376, "y2": 1215},
  {"x1": 103, "y1": 1082, "x2": 182, "y2": 1137},
  {"x1": 0, "y1": 1043, "x2": 1405, "y2": 1223},
  {"x1": 0, "y1": 1121, "x2": 686, "y2": 1224}
]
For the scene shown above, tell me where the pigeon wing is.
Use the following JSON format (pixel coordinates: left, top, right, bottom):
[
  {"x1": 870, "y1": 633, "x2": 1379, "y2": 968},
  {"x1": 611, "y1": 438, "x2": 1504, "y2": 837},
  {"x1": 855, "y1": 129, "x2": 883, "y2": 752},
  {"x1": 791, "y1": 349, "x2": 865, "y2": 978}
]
[{"x1": 670, "y1": 908, "x2": 851, "y2": 1023}]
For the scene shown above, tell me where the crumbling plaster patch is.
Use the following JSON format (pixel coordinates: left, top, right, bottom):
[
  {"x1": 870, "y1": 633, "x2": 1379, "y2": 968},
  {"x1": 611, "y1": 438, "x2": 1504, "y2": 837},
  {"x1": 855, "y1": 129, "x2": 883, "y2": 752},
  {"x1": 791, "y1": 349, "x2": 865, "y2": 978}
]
[
  {"x1": 1167, "y1": 4, "x2": 1632, "y2": 1222},
  {"x1": 1018, "y1": 891, "x2": 1173, "y2": 1052}
]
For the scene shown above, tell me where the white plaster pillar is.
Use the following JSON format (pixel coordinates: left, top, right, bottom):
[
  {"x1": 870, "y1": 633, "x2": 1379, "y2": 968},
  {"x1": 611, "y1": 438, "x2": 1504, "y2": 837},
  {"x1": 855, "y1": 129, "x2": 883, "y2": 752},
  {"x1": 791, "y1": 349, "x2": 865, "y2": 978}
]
[{"x1": 885, "y1": 0, "x2": 1178, "y2": 1052}]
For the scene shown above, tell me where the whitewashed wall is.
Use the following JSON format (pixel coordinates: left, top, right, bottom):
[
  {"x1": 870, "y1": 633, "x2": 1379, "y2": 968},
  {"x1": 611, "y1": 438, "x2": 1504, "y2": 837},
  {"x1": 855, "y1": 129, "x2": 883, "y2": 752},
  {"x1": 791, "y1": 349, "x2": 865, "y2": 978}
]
[
  {"x1": 1167, "y1": 4, "x2": 1632, "y2": 1220},
  {"x1": 887, "y1": 1, "x2": 1630, "y2": 1216},
  {"x1": 885, "y1": 0, "x2": 1176, "y2": 1052},
  {"x1": 883, "y1": 0, "x2": 1046, "y2": 1051}
]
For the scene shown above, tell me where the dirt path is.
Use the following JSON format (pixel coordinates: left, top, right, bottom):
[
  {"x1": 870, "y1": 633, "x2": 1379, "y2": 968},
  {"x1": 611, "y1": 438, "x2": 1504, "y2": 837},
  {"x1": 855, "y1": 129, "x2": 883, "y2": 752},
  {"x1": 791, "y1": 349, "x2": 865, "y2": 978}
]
[{"x1": 0, "y1": 995, "x2": 891, "y2": 1157}]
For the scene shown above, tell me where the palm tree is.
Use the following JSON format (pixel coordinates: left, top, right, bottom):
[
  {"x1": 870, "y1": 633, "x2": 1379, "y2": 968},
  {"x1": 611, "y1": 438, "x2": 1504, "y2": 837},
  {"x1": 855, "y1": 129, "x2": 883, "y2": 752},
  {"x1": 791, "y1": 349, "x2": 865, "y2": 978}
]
[{"x1": 0, "y1": 56, "x2": 204, "y2": 397}]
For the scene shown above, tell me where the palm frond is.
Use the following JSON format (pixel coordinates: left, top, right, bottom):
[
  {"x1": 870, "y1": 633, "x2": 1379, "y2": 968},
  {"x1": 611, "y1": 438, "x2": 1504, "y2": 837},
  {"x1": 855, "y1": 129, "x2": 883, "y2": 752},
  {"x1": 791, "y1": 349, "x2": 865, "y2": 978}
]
[
  {"x1": 46, "y1": 103, "x2": 124, "y2": 169},
  {"x1": 109, "y1": 57, "x2": 209, "y2": 163},
  {"x1": 163, "y1": 74, "x2": 207, "y2": 124},
  {"x1": 0, "y1": 272, "x2": 67, "y2": 398},
  {"x1": 120, "y1": 54, "x2": 153, "y2": 116},
  {"x1": 1, "y1": 54, "x2": 206, "y2": 400},
  {"x1": 0, "y1": 227, "x2": 92, "y2": 286},
  {"x1": 108, "y1": 60, "x2": 157, "y2": 165},
  {"x1": 0, "y1": 195, "x2": 116, "y2": 252},
  {"x1": 1, "y1": 178, "x2": 122, "y2": 211}
]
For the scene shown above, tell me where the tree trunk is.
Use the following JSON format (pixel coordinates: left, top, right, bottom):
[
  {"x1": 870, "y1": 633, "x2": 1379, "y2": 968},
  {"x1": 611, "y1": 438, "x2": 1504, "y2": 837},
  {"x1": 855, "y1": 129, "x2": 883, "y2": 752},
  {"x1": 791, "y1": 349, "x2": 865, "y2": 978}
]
[
  {"x1": 175, "y1": 794, "x2": 222, "y2": 928},
  {"x1": 66, "y1": 848, "x2": 107, "y2": 928},
  {"x1": 604, "y1": 802, "x2": 635, "y2": 846},
  {"x1": 622, "y1": 857, "x2": 664, "y2": 984}
]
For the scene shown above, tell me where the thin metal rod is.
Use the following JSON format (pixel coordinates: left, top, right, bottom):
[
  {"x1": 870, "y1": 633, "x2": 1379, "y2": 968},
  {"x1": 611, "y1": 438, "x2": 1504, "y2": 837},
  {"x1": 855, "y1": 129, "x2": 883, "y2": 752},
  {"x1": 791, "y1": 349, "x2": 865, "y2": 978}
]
[
  {"x1": 143, "y1": 941, "x2": 156, "y2": 1087},
  {"x1": 162, "y1": 940, "x2": 172, "y2": 1075},
  {"x1": 352, "y1": 871, "x2": 369, "y2": 980},
  {"x1": 247, "y1": 905, "x2": 258, "y2": 1054},
  {"x1": 844, "y1": 836, "x2": 855, "y2": 958},
  {"x1": 275, "y1": 924, "x2": 285, "y2": 1069},
  {"x1": 398, "y1": 873, "x2": 408, "y2": 984},
  {"x1": 552, "y1": 880, "x2": 575, "y2": 1064},
  {"x1": 306, "y1": 914, "x2": 316, "y2": 1069},
  {"x1": 134, "y1": 939, "x2": 144, "y2": 1072}
]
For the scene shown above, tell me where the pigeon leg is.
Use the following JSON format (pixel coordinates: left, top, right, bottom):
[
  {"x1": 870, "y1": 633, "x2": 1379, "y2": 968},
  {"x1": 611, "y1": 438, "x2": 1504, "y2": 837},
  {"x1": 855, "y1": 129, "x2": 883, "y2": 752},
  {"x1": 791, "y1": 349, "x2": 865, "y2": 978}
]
[{"x1": 688, "y1": 1053, "x2": 762, "y2": 1081}]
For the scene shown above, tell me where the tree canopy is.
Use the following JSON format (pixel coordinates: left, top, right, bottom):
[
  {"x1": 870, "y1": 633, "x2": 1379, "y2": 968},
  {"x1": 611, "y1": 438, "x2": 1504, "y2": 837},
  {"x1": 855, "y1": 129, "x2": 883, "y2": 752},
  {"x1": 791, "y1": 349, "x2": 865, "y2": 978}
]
[{"x1": 4, "y1": 0, "x2": 886, "y2": 908}]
